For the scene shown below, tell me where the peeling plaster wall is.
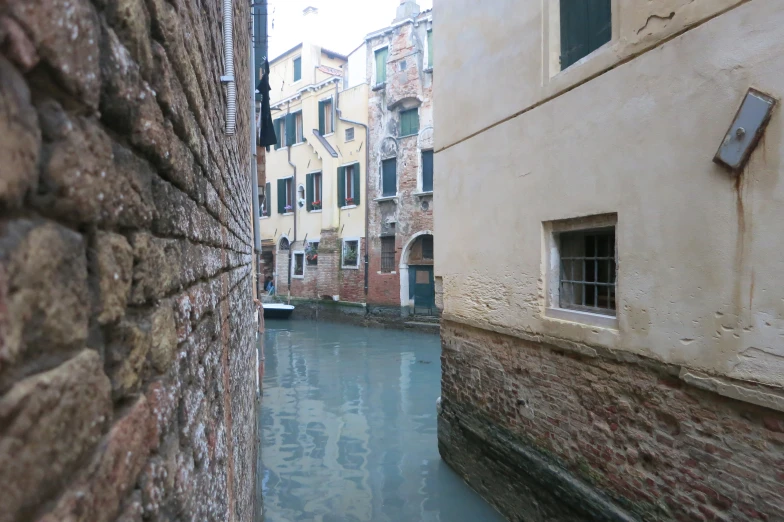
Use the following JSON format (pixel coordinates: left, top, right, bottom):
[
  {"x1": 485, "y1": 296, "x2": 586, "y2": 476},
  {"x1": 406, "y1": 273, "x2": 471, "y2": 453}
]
[
  {"x1": 435, "y1": 0, "x2": 784, "y2": 388},
  {"x1": 0, "y1": 0, "x2": 257, "y2": 520},
  {"x1": 366, "y1": 11, "x2": 434, "y2": 309}
]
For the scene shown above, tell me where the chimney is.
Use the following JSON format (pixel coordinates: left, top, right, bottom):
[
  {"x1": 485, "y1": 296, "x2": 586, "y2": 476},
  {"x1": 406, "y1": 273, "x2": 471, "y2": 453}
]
[
  {"x1": 394, "y1": 0, "x2": 420, "y2": 22},
  {"x1": 302, "y1": 5, "x2": 321, "y2": 47}
]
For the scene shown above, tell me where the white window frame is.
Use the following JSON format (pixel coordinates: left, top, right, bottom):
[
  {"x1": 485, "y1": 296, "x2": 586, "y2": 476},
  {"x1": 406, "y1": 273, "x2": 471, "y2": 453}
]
[
  {"x1": 309, "y1": 170, "x2": 323, "y2": 212},
  {"x1": 292, "y1": 250, "x2": 305, "y2": 278},
  {"x1": 543, "y1": 214, "x2": 618, "y2": 329},
  {"x1": 342, "y1": 163, "x2": 359, "y2": 209},
  {"x1": 341, "y1": 237, "x2": 361, "y2": 269},
  {"x1": 424, "y1": 27, "x2": 433, "y2": 70},
  {"x1": 283, "y1": 176, "x2": 294, "y2": 214},
  {"x1": 372, "y1": 44, "x2": 389, "y2": 87},
  {"x1": 293, "y1": 111, "x2": 304, "y2": 145}
]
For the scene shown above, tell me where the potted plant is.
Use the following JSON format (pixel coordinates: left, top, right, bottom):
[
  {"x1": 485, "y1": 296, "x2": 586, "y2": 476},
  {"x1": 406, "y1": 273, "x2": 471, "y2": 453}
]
[
  {"x1": 306, "y1": 242, "x2": 319, "y2": 263},
  {"x1": 312, "y1": 199, "x2": 322, "y2": 210},
  {"x1": 345, "y1": 197, "x2": 355, "y2": 206},
  {"x1": 284, "y1": 204, "x2": 293, "y2": 213},
  {"x1": 343, "y1": 244, "x2": 358, "y2": 266}
]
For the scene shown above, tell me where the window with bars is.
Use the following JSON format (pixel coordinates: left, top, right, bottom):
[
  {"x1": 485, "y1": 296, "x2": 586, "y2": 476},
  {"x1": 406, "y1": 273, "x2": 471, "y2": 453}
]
[
  {"x1": 345, "y1": 127, "x2": 354, "y2": 141},
  {"x1": 381, "y1": 236, "x2": 395, "y2": 273},
  {"x1": 558, "y1": 227, "x2": 616, "y2": 315}
]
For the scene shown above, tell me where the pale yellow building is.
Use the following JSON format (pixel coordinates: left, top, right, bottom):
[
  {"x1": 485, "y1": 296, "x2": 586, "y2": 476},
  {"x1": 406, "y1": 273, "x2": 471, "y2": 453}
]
[
  {"x1": 261, "y1": 31, "x2": 369, "y2": 301},
  {"x1": 435, "y1": 1, "x2": 784, "y2": 520}
]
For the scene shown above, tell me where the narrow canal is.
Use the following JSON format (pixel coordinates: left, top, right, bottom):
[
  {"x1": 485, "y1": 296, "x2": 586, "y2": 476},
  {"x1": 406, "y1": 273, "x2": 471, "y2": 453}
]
[{"x1": 260, "y1": 320, "x2": 504, "y2": 522}]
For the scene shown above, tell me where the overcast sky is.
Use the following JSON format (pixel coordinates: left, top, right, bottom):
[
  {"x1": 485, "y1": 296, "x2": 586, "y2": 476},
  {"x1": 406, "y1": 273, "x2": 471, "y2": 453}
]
[{"x1": 267, "y1": 0, "x2": 433, "y2": 58}]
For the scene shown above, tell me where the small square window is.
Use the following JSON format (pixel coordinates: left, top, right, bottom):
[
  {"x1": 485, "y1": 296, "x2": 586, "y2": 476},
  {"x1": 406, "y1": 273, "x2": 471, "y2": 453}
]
[
  {"x1": 342, "y1": 239, "x2": 360, "y2": 269},
  {"x1": 558, "y1": 227, "x2": 616, "y2": 315},
  {"x1": 381, "y1": 236, "x2": 395, "y2": 273},
  {"x1": 345, "y1": 127, "x2": 355, "y2": 141},
  {"x1": 400, "y1": 59, "x2": 407, "y2": 71},
  {"x1": 293, "y1": 252, "x2": 304, "y2": 277},
  {"x1": 306, "y1": 241, "x2": 319, "y2": 266}
]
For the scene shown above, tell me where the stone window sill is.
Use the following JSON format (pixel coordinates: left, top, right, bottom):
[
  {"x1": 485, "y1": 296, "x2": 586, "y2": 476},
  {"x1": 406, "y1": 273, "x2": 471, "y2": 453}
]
[
  {"x1": 342, "y1": 265, "x2": 360, "y2": 270},
  {"x1": 424, "y1": 67, "x2": 433, "y2": 73},
  {"x1": 292, "y1": 142, "x2": 305, "y2": 148},
  {"x1": 398, "y1": 133, "x2": 418, "y2": 139},
  {"x1": 414, "y1": 191, "x2": 433, "y2": 197},
  {"x1": 374, "y1": 195, "x2": 398, "y2": 203},
  {"x1": 377, "y1": 271, "x2": 397, "y2": 275},
  {"x1": 292, "y1": 274, "x2": 304, "y2": 279},
  {"x1": 259, "y1": 215, "x2": 270, "y2": 220},
  {"x1": 341, "y1": 205, "x2": 358, "y2": 210},
  {"x1": 309, "y1": 209, "x2": 322, "y2": 213},
  {"x1": 372, "y1": 83, "x2": 386, "y2": 91},
  {"x1": 544, "y1": 307, "x2": 618, "y2": 330},
  {"x1": 283, "y1": 212, "x2": 294, "y2": 216}
]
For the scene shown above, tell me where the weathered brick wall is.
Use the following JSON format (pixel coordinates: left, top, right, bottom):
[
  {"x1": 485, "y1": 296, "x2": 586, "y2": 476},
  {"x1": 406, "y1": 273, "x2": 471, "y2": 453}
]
[
  {"x1": 439, "y1": 320, "x2": 784, "y2": 521},
  {"x1": 366, "y1": 15, "x2": 433, "y2": 311},
  {"x1": 339, "y1": 238, "x2": 366, "y2": 304},
  {"x1": 0, "y1": 0, "x2": 257, "y2": 520}
]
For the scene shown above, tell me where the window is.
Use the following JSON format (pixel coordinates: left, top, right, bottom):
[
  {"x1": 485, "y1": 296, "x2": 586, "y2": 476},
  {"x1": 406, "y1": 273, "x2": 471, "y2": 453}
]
[
  {"x1": 427, "y1": 29, "x2": 433, "y2": 68},
  {"x1": 338, "y1": 163, "x2": 361, "y2": 208},
  {"x1": 559, "y1": 0, "x2": 611, "y2": 70},
  {"x1": 306, "y1": 241, "x2": 319, "y2": 266},
  {"x1": 381, "y1": 236, "x2": 395, "y2": 273},
  {"x1": 294, "y1": 111, "x2": 303, "y2": 144},
  {"x1": 293, "y1": 56, "x2": 302, "y2": 82},
  {"x1": 375, "y1": 47, "x2": 388, "y2": 85},
  {"x1": 306, "y1": 172, "x2": 322, "y2": 211},
  {"x1": 421, "y1": 235, "x2": 433, "y2": 260},
  {"x1": 319, "y1": 99, "x2": 334, "y2": 135},
  {"x1": 259, "y1": 181, "x2": 271, "y2": 217},
  {"x1": 342, "y1": 239, "x2": 360, "y2": 269},
  {"x1": 274, "y1": 117, "x2": 285, "y2": 149},
  {"x1": 277, "y1": 177, "x2": 294, "y2": 214},
  {"x1": 558, "y1": 227, "x2": 616, "y2": 315},
  {"x1": 381, "y1": 158, "x2": 397, "y2": 197},
  {"x1": 293, "y1": 252, "x2": 304, "y2": 277},
  {"x1": 399, "y1": 59, "x2": 407, "y2": 71},
  {"x1": 421, "y1": 150, "x2": 433, "y2": 192},
  {"x1": 279, "y1": 237, "x2": 290, "y2": 251},
  {"x1": 345, "y1": 127, "x2": 355, "y2": 142},
  {"x1": 400, "y1": 109, "x2": 419, "y2": 136}
]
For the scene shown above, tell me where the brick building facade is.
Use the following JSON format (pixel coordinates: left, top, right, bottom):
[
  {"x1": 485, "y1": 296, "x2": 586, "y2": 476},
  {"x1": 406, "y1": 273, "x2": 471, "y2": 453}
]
[
  {"x1": 363, "y1": 1, "x2": 435, "y2": 317},
  {"x1": 0, "y1": 0, "x2": 259, "y2": 520}
]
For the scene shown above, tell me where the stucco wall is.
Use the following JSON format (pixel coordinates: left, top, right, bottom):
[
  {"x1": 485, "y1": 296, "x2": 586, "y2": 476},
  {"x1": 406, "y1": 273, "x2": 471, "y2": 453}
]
[
  {"x1": 0, "y1": 0, "x2": 258, "y2": 520},
  {"x1": 435, "y1": 0, "x2": 784, "y2": 387}
]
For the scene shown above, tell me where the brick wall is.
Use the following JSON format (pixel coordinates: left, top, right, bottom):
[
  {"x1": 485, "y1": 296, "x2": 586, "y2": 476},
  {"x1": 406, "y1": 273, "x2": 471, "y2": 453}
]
[
  {"x1": 0, "y1": 0, "x2": 258, "y2": 520},
  {"x1": 439, "y1": 320, "x2": 784, "y2": 521}
]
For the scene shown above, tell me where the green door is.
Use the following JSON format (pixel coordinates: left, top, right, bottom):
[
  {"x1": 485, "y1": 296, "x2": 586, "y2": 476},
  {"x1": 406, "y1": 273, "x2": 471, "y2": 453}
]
[{"x1": 411, "y1": 266, "x2": 435, "y2": 315}]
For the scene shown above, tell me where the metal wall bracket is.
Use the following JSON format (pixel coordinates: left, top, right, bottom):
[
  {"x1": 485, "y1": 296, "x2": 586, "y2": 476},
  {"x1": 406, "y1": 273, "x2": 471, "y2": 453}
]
[{"x1": 714, "y1": 88, "x2": 776, "y2": 172}]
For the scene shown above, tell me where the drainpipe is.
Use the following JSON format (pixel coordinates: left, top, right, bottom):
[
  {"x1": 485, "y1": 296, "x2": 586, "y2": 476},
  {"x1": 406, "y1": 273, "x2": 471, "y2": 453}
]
[
  {"x1": 335, "y1": 83, "x2": 371, "y2": 296},
  {"x1": 221, "y1": 0, "x2": 236, "y2": 134},
  {"x1": 287, "y1": 101, "x2": 297, "y2": 292},
  {"x1": 249, "y1": 4, "x2": 261, "y2": 297}
]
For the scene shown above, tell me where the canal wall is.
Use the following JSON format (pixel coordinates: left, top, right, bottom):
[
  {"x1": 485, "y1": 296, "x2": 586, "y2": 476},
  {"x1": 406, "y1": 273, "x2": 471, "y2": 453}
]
[
  {"x1": 287, "y1": 298, "x2": 440, "y2": 334},
  {"x1": 0, "y1": 0, "x2": 258, "y2": 521},
  {"x1": 439, "y1": 319, "x2": 784, "y2": 521}
]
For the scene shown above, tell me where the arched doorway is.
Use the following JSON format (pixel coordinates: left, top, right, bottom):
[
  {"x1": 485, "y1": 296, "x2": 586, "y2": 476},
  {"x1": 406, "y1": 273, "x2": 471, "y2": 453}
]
[{"x1": 399, "y1": 231, "x2": 435, "y2": 315}]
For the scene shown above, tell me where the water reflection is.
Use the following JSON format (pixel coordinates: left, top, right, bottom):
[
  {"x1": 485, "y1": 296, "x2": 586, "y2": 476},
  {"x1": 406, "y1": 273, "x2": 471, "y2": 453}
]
[{"x1": 260, "y1": 320, "x2": 503, "y2": 522}]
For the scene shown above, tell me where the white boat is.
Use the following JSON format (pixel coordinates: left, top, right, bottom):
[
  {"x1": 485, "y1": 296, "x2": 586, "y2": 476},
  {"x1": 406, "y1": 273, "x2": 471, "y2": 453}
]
[{"x1": 262, "y1": 303, "x2": 295, "y2": 319}]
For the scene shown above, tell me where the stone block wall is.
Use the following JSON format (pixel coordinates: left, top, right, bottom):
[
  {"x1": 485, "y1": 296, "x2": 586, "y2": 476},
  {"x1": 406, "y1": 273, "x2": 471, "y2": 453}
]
[
  {"x1": 0, "y1": 0, "x2": 258, "y2": 520},
  {"x1": 439, "y1": 320, "x2": 784, "y2": 521}
]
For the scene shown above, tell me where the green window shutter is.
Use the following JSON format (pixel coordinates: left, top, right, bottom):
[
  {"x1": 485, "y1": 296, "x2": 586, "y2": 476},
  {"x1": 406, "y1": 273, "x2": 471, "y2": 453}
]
[
  {"x1": 422, "y1": 150, "x2": 433, "y2": 192},
  {"x1": 318, "y1": 100, "x2": 325, "y2": 135},
  {"x1": 337, "y1": 167, "x2": 346, "y2": 208},
  {"x1": 277, "y1": 179, "x2": 286, "y2": 214},
  {"x1": 560, "y1": 0, "x2": 611, "y2": 70},
  {"x1": 375, "y1": 48, "x2": 387, "y2": 85},
  {"x1": 293, "y1": 57, "x2": 302, "y2": 81},
  {"x1": 400, "y1": 109, "x2": 419, "y2": 136},
  {"x1": 382, "y1": 158, "x2": 397, "y2": 197},
  {"x1": 274, "y1": 118, "x2": 282, "y2": 149},
  {"x1": 352, "y1": 163, "x2": 361, "y2": 207},
  {"x1": 306, "y1": 173, "x2": 313, "y2": 211},
  {"x1": 285, "y1": 113, "x2": 296, "y2": 147},
  {"x1": 427, "y1": 30, "x2": 433, "y2": 67},
  {"x1": 265, "y1": 182, "x2": 271, "y2": 216}
]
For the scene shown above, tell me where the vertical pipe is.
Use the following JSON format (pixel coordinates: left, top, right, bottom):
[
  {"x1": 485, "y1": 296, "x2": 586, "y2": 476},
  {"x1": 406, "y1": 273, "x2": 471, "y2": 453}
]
[{"x1": 223, "y1": 0, "x2": 236, "y2": 134}]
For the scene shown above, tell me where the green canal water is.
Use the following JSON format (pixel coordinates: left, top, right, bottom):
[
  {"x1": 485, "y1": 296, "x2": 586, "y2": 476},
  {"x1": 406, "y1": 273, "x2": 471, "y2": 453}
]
[{"x1": 260, "y1": 320, "x2": 504, "y2": 522}]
